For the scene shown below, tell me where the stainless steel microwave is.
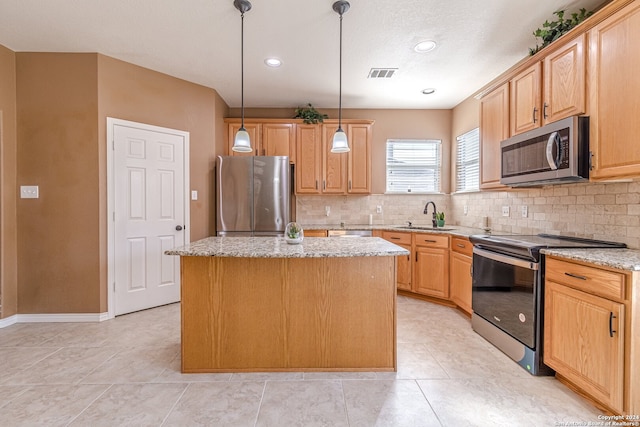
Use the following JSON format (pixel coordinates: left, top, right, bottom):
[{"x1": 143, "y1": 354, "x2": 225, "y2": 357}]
[{"x1": 500, "y1": 116, "x2": 589, "y2": 187}]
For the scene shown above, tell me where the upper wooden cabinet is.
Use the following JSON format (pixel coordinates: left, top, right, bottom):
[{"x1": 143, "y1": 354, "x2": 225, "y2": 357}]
[
  {"x1": 543, "y1": 34, "x2": 586, "y2": 124},
  {"x1": 588, "y1": 1, "x2": 640, "y2": 180},
  {"x1": 262, "y1": 123, "x2": 295, "y2": 162},
  {"x1": 510, "y1": 62, "x2": 541, "y2": 135},
  {"x1": 480, "y1": 83, "x2": 509, "y2": 189},
  {"x1": 295, "y1": 120, "x2": 373, "y2": 195},
  {"x1": 510, "y1": 34, "x2": 586, "y2": 136},
  {"x1": 295, "y1": 124, "x2": 322, "y2": 194},
  {"x1": 225, "y1": 119, "x2": 294, "y2": 160}
]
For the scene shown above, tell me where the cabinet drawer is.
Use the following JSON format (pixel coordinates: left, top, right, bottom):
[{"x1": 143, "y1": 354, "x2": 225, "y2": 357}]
[
  {"x1": 382, "y1": 231, "x2": 411, "y2": 245},
  {"x1": 451, "y1": 237, "x2": 473, "y2": 256},
  {"x1": 545, "y1": 257, "x2": 626, "y2": 301},
  {"x1": 304, "y1": 229, "x2": 327, "y2": 237},
  {"x1": 414, "y1": 234, "x2": 449, "y2": 248}
]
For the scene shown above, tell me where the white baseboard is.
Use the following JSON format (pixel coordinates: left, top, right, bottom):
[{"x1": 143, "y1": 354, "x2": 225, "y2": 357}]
[
  {"x1": 0, "y1": 314, "x2": 18, "y2": 328},
  {"x1": 5, "y1": 312, "x2": 110, "y2": 325}
]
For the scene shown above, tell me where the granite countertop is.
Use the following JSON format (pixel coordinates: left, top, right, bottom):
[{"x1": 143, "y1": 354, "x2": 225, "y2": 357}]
[
  {"x1": 165, "y1": 236, "x2": 410, "y2": 258},
  {"x1": 542, "y1": 248, "x2": 640, "y2": 271},
  {"x1": 302, "y1": 223, "x2": 489, "y2": 238}
]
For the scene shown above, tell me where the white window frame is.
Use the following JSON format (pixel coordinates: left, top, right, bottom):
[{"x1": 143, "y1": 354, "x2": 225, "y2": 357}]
[
  {"x1": 455, "y1": 127, "x2": 480, "y2": 193},
  {"x1": 385, "y1": 139, "x2": 442, "y2": 194}
]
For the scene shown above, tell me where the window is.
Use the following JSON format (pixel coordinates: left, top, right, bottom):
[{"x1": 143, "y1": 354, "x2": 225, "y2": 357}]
[
  {"x1": 386, "y1": 139, "x2": 441, "y2": 193},
  {"x1": 455, "y1": 128, "x2": 480, "y2": 192}
]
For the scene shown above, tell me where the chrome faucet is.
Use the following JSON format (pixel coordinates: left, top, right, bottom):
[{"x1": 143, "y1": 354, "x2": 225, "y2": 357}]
[{"x1": 423, "y1": 201, "x2": 437, "y2": 228}]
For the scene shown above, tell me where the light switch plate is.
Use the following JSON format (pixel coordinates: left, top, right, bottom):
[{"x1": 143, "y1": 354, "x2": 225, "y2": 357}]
[
  {"x1": 191, "y1": 190, "x2": 198, "y2": 201},
  {"x1": 20, "y1": 185, "x2": 39, "y2": 199},
  {"x1": 463, "y1": 205, "x2": 468, "y2": 215},
  {"x1": 521, "y1": 205, "x2": 528, "y2": 218},
  {"x1": 502, "y1": 206, "x2": 510, "y2": 217},
  {"x1": 376, "y1": 205, "x2": 382, "y2": 214}
]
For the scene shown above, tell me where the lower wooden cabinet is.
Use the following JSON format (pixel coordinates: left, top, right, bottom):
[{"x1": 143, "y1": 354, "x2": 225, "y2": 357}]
[
  {"x1": 381, "y1": 231, "x2": 412, "y2": 291},
  {"x1": 413, "y1": 234, "x2": 450, "y2": 299},
  {"x1": 304, "y1": 229, "x2": 327, "y2": 237},
  {"x1": 449, "y1": 236, "x2": 473, "y2": 314},
  {"x1": 544, "y1": 256, "x2": 638, "y2": 415}
]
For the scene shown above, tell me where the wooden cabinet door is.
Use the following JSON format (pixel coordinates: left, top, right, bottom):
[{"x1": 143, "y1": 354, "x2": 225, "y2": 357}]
[
  {"x1": 449, "y1": 251, "x2": 472, "y2": 314},
  {"x1": 295, "y1": 125, "x2": 322, "y2": 194},
  {"x1": 347, "y1": 123, "x2": 372, "y2": 194},
  {"x1": 588, "y1": 1, "x2": 640, "y2": 180},
  {"x1": 304, "y1": 229, "x2": 327, "y2": 237},
  {"x1": 396, "y1": 243, "x2": 412, "y2": 291},
  {"x1": 543, "y1": 34, "x2": 586, "y2": 125},
  {"x1": 262, "y1": 123, "x2": 295, "y2": 162},
  {"x1": 322, "y1": 124, "x2": 348, "y2": 194},
  {"x1": 227, "y1": 122, "x2": 261, "y2": 156},
  {"x1": 480, "y1": 83, "x2": 509, "y2": 189},
  {"x1": 544, "y1": 281, "x2": 625, "y2": 412},
  {"x1": 510, "y1": 62, "x2": 541, "y2": 135},
  {"x1": 413, "y1": 246, "x2": 449, "y2": 298}
]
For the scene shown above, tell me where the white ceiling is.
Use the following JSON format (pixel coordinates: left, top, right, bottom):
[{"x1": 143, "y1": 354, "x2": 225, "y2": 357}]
[{"x1": 0, "y1": 0, "x2": 605, "y2": 109}]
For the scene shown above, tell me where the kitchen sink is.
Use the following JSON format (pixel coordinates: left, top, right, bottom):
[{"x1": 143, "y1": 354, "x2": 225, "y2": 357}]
[{"x1": 395, "y1": 226, "x2": 455, "y2": 231}]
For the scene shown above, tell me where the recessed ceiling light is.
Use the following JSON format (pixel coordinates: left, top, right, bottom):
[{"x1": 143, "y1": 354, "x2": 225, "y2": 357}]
[
  {"x1": 414, "y1": 40, "x2": 437, "y2": 53},
  {"x1": 422, "y1": 88, "x2": 436, "y2": 95},
  {"x1": 264, "y1": 58, "x2": 282, "y2": 67}
]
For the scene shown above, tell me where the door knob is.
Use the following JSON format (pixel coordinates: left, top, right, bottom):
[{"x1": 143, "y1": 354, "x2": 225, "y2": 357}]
[{"x1": 176, "y1": 225, "x2": 183, "y2": 231}]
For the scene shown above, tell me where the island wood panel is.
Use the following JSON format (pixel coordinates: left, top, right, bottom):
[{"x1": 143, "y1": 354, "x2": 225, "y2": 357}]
[{"x1": 180, "y1": 255, "x2": 396, "y2": 372}]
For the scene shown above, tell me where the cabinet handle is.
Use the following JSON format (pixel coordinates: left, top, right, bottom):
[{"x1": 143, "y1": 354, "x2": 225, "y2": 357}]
[
  {"x1": 390, "y1": 237, "x2": 400, "y2": 240},
  {"x1": 532, "y1": 107, "x2": 538, "y2": 123},
  {"x1": 456, "y1": 243, "x2": 465, "y2": 248},
  {"x1": 255, "y1": 149, "x2": 258, "y2": 156},
  {"x1": 262, "y1": 149, "x2": 266, "y2": 156},
  {"x1": 415, "y1": 252, "x2": 418, "y2": 262},
  {"x1": 323, "y1": 180, "x2": 326, "y2": 190},
  {"x1": 348, "y1": 180, "x2": 352, "y2": 190},
  {"x1": 315, "y1": 180, "x2": 318, "y2": 190},
  {"x1": 564, "y1": 272, "x2": 588, "y2": 281},
  {"x1": 609, "y1": 312, "x2": 617, "y2": 337},
  {"x1": 424, "y1": 239, "x2": 437, "y2": 243},
  {"x1": 543, "y1": 102, "x2": 548, "y2": 119}
]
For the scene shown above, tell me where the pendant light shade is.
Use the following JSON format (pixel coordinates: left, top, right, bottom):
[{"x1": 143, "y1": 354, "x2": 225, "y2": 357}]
[
  {"x1": 232, "y1": 0, "x2": 252, "y2": 153},
  {"x1": 331, "y1": 0, "x2": 350, "y2": 153}
]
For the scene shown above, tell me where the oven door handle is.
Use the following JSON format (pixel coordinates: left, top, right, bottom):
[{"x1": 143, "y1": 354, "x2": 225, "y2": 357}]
[{"x1": 473, "y1": 247, "x2": 539, "y2": 270}]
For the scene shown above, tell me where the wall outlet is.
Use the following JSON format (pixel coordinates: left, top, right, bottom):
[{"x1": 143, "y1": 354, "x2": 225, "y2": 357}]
[
  {"x1": 325, "y1": 206, "x2": 331, "y2": 216},
  {"x1": 463, "y1": 205, "x2": 468, "y2": 215},
  {"x1": 521, "y1": 205, "x2": 528, "y2": 218},
  {"x1": 191, "y1": 190, "x2": 198, "y2": 201},
  {"x1": 502, "y1": 206, "x2": 510, "y2": 217},
  {"x1": 20, "y1": 185, "x2": 39, "y2": 199},
  {"x1": 376, "y1": 205, "x2": 382, "y2": 214}
]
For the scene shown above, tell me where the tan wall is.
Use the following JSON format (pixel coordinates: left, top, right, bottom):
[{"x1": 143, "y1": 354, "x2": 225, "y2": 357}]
[
  {"x1": 0, "y1": 44, "x2": 18, "y2": 318},
  {"x1": 16, "y1": 53, "x2": 101, "y2": 314},
  {"x1": 14, "y1": 52, "x2": 227, "y2": 315},
  {"x1": 229, "y1": 108, "x2": 453, "y2": 194}
]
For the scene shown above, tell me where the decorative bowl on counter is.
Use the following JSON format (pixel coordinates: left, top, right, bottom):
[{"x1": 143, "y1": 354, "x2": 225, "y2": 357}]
[{"x1": 285, "y1": 222, "x2": 304, "y2": 244}]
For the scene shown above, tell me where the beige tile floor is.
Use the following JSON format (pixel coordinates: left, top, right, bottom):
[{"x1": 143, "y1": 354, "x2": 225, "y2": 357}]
[{"x1": 0, "y1": 296, "x2": 602, "y2": 426}]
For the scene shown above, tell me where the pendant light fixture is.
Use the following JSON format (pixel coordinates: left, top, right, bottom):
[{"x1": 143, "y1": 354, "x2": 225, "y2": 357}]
[
  {"x1": 331, "y1": 0, "x2": 350, "y2": 153},
  {"x1": 232, "y1": 0, "x2": 253, "y2": 153}
]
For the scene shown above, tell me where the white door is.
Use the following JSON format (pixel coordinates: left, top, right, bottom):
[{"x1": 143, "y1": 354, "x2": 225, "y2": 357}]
[{"x1": 112, "y1": 121, "x2": 188, "y2": 315}]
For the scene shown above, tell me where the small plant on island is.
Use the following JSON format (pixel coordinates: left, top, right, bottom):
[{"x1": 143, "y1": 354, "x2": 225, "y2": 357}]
[
  {"x1": 293, "y1": 103, "x2": 328, "y2": 124},
  {"x1": 436, "y1": 212, "x2": 445, "y2": 221}
]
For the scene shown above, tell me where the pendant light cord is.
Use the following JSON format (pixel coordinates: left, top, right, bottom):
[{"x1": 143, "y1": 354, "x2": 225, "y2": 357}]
[
  {"x1": 240, "y1": 11, "x2": 245, "y2": 130},
  {"x1": 338, "y1": 12, "x2": 343, "y2": 130}
]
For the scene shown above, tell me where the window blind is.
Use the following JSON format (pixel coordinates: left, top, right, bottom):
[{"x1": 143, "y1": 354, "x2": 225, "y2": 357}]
[
  {"x1": 386, "y1": 139, "x2": 441, "y2": 193},
  {"x1": 455, "y1": 128, "x2": 480, "y2": 192}
]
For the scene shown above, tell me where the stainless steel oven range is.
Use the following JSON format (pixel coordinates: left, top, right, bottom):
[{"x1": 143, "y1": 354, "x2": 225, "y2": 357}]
[{"x1": 468, "y1": 234, "x2": 625, "y2": 376}]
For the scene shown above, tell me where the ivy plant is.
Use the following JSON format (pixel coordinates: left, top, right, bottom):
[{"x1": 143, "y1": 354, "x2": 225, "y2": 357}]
[
  {"x1": 529, "y1": 8, "x2": 593, "y2": 56},
  {"x1": 293, "y1": 103, "x2": 328, "y2": 124}
]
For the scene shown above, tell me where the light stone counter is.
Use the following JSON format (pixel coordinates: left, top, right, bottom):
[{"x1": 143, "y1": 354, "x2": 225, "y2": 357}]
[
  {"x1": 541, "y1": 248, "x2": 640, "y2": 271},
  {"x1": 165, "y1": 236, "x2": 410, "y2": 258},
  {"x1": 301, "y1": 223, "x2": 490, "y2": 238}
]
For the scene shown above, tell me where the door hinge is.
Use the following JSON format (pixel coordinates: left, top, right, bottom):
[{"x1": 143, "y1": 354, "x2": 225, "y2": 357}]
[
  {"x1": 113, "y1": 212, "x2": 115, "y2": 222},
  {"x1": 112, "y1": 139, "x2": 115, "y2": 150},
  {"x1": 589, "y1": 151, "x2": 594, "y2": 171}
]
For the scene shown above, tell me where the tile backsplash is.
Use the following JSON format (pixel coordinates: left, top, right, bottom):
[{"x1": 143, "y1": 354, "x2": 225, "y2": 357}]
[{"x1": 296, "y1": 179, "x2": 640, "y2": 249}]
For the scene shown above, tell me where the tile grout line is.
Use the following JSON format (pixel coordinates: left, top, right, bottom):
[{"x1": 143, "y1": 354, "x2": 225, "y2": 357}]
[
  {"x1": 414, "y1": 379, "x2": 446, "y2": 427},
  {"x1": 64, "y1": 383, "x2": 114, "y2": 427},
  {"x1": 158, "y1": 382, "x2": 191, "y2": 427},
  {"x1": 252, "y1": 380, "x2": 268, "y2": 426}
]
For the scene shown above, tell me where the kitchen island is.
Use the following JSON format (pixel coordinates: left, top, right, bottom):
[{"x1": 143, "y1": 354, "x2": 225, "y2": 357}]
[{"x1": 166, "y1": 236, "x2": 409, "y2": 373}]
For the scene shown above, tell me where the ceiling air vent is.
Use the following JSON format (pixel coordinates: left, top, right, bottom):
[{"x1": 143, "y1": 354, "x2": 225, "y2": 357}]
[{"x1": 368, "y1": 68, "x2": 397, "y2": 79}]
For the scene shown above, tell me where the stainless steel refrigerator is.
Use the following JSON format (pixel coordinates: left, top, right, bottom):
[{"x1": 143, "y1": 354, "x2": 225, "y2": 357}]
[{"x1": 216, "y1": 155, "x2": 290, "y2": 236}]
